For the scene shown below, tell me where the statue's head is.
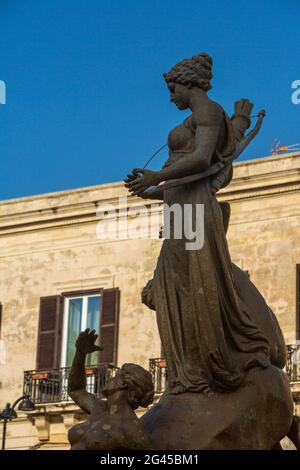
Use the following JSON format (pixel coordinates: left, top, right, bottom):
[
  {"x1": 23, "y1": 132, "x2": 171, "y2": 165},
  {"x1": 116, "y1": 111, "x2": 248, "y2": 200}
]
[
  {"x1": 102, "y1": 363, "x2": 154, "y2": 410},
  {"x1": 163, "y1": 53, "x2": 213, "y2": 110}
]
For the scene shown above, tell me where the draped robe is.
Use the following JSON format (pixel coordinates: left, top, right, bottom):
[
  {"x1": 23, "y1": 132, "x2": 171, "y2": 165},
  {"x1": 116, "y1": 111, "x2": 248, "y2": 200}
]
[{"x1": 152, "y1": 111, "x2": 270, "y2": 394}]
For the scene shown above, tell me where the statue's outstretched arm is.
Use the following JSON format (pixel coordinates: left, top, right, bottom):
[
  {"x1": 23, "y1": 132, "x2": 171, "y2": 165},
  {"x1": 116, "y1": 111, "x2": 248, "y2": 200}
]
[{"x1": 68, "y1": 329, "x2": 103, "y2": 414}]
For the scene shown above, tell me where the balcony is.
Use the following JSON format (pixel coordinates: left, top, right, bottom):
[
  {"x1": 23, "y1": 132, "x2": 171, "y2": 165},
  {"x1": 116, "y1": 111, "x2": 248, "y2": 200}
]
[
  {"x1": 23, "y1": 364, "x2": 118, "y2": 405},
  {"x1": 149, "y1": 357, "x2": 168, "y2": 394},
  {"x1": 286, "y1": 344, "x2": 300, "y2": 383},
  {"x1": 23, "y1": 346, "x2": 300, "y2": 406}
]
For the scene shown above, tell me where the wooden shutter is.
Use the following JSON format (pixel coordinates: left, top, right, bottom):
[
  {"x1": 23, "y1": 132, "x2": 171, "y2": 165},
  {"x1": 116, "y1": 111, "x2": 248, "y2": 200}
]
[
  {"x1": 297, "y1": 265, "x2": 300, "y2": 341},
  {"x1": 36, "y1": 295, "x2": 64, "y2": 370},
  {"x1": 100, "y1": 288, "x2": 120, "y2": 365}
]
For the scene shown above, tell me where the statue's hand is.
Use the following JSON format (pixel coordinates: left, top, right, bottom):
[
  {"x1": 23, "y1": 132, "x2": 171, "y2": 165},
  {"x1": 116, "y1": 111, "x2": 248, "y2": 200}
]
[
  {"x1": 124, "y1": 172, "x2": 138, "y2": 184},
  {"x1": 124, "y1": 168, "x2": 160, "y2": 196},
  {"x1": 232, "y1": 98, "x2": 253, "y2": 126},
  {"x1": 76, "y1": 329, "x2": 103, "y2": 354},
  {"x1": 123, "y1": 173, "x2": 147, "y2": 199}
]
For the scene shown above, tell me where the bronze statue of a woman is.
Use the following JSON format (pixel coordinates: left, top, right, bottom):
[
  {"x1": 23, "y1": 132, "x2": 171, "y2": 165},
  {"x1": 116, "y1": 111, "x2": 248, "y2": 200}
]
[
  {"x1": 125, "y1": 53, "x2": 272, "y2": 394},
  {"x1": 67, "y1": 53, "x2": 298, "y2": 450}
]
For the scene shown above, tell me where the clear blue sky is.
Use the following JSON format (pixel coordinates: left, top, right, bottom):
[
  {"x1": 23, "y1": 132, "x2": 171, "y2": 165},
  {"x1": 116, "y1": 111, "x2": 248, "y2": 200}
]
[{"x1": 0, "y1": 0, "x2": 299, "y2": 200}]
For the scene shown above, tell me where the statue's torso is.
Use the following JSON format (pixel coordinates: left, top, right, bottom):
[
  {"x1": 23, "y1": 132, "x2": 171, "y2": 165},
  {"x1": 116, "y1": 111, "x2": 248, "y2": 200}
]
[
  {"x1": 69, "y1": 401, "x2": 152, "y2": 450},
  {"x1": 167, "y1": 116, "x2": 195, "y2": 156},
  {"x1": 166, "y1": 112, "x2": 226, "y2": 168}
]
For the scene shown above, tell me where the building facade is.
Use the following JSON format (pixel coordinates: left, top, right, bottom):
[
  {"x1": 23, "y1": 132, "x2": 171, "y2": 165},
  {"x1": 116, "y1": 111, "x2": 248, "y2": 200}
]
[{"x1": 0, "y1": 152, "x2": 300, "y2": 449}]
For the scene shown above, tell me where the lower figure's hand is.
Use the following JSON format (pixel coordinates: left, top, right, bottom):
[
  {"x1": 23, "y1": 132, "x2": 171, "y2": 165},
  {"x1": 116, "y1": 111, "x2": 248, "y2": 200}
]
[{"x1": 76, "y1": 329, "x2": 103, "y2": 354}]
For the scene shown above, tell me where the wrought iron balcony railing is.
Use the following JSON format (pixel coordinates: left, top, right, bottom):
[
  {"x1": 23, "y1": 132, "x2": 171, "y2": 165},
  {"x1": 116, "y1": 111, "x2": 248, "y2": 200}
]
[
  {"x1": 23, "y1": 345, "x2": 299, "y2": 406},
  {"x1": 149, "y1": 357, "x2": 168, "y2": 394},
  {"x1": 150, "y1": 345, "x2": 300, "y2": 396},
  {"x1": 23, "y1": 364, "x2": 118, "y2": 405},
  {"x1": 286, "y1": 344, "x2": 300, "y2": 383}
]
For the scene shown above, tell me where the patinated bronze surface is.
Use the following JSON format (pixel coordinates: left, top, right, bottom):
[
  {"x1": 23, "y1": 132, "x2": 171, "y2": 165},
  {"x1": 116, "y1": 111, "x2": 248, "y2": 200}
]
[
  {"x1": 67, "y1": 330, "x2": 154, "y2": 450},
  {"x1": 126, "y1": 54, "x2": 270, "y2": 395},
  {"x1": 68, "y1": 53, "x2": 299, "y2": 450}
]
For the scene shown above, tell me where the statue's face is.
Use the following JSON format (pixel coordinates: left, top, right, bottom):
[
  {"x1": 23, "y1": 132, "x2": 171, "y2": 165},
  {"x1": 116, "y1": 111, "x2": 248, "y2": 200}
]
[
  {"x1": 102, "y1": 368, "x2": 126, "y2": 397},
  {"x1": 103, "y1": 366, "x2": 134, "y2": 398},
  {"x1": 168, "y1": 82, "x2": 190, "y2": 110}
]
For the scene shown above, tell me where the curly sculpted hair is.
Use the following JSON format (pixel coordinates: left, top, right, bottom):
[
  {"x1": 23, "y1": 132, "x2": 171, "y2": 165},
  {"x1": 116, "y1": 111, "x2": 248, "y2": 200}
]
[
  {"x1": 122, "y1": 363, "x2": 154, "y2": 410},
  {"x1": 163, "y1": 52, "x2": 213, "y2": 92}
]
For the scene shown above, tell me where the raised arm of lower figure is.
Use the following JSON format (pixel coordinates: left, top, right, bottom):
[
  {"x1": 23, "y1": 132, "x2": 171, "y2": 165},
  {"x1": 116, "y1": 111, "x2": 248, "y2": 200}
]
[{"x1": 68, "y1": 329, "x2": 103, "y2": 414}]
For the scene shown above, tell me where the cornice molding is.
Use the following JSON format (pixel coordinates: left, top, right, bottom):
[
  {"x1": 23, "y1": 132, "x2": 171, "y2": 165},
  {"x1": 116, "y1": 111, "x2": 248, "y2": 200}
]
[{"x1": 0, "y1": 153, "x2": 299, "y2": 235}]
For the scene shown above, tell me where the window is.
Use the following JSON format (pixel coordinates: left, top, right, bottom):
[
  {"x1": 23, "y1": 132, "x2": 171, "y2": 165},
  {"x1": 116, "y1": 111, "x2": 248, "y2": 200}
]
[
  {"x1": 36, "y1": 288, "x2": 120, "y2": 371},
  {"x1": 61, "y1": 294, "x2": 101, "y2": 367}
]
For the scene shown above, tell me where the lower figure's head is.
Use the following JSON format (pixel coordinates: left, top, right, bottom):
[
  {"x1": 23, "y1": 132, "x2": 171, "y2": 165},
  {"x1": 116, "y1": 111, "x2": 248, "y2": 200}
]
[{"x1": 102, "y1": 363, "x2": 154, "y2": 410}]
